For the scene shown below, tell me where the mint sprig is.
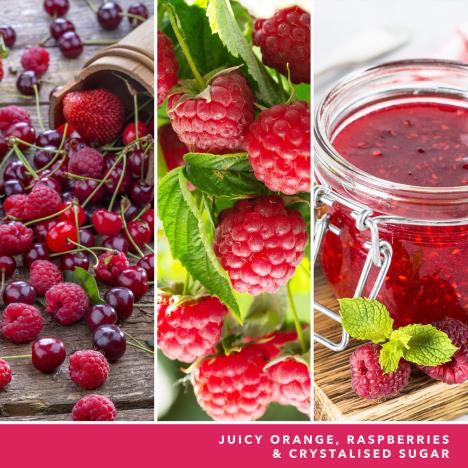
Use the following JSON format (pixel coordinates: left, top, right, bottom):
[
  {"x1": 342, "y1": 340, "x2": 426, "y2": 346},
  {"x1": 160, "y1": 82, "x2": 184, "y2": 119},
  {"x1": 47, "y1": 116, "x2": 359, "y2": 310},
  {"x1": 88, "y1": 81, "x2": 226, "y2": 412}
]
[{"x1": 339, "y1": 298, "x2": 458, "y2": 373}]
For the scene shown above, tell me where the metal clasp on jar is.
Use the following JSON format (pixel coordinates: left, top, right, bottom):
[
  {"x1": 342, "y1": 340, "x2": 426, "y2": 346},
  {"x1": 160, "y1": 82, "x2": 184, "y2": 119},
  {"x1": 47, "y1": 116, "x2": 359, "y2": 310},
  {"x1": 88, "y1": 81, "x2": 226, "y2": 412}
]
[{"x1": 313, "y1": 185, "x2": 393, "y2": 352}]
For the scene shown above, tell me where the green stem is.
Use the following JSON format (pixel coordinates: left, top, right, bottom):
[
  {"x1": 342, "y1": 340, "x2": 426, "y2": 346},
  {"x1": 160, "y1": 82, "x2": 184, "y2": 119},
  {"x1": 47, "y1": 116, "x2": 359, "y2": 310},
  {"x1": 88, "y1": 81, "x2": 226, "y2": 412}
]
[
  {"x1": 33, "y1": 85, "x2": 45, "y2": 132},
  {"x1": 133, "y1": 93, "x2": 140, "y2": 149},
  {"x1": 67, "y1": 239, "x2": 99, "y2": 267},
  {"x1": 12, "y1": 146, "x2": 38, "y2": 178},
  {"x1": 121, "y1": 204, "x2": 145, "y2": 257},
  {"x1": 24, "y1": 204, "x2": 70, "y2": 226},
  {"x1": 83, "y1": 0, "x2": 97, "y2": 12},
  {"x1": 287, "y1": 280, "x2": 306, "y2": 353},
  {"x1": 0, "y1": 354, "x2": 31, "y2": 360},
  {"x1": 108, "y1": 153, "x2": 126, "y2": 211}
]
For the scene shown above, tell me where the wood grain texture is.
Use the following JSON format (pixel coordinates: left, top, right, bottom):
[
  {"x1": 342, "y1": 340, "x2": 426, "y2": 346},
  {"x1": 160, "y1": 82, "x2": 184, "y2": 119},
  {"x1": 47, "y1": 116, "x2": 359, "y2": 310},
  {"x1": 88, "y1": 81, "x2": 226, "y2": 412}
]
[
  {"x1": 314, "y1": 267, "x2": 468, "y2": 421},
  {"x1": 0, "y1": 0, "x2": 154, "y2": 421}
]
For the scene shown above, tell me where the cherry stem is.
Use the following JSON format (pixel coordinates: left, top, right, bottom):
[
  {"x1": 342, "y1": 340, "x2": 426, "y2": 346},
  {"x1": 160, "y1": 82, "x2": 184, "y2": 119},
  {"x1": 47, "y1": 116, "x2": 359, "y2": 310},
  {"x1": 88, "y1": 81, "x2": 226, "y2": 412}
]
[
  {"x1": 0, "y1": 147, "x2": 14, "y2": 173},
  {"x1": 67, "y1": 239, "x2": 99, "y2": 267},
  {"x1": 120, "y1": 204, "x2": 145, "y2": 257},
  {"x1": 50, "y1": 246, "x2": 117, "y2": 257},
  {"x1": 137, "y1": 303, "x2": 154, "y2": 307},
  {"x1": 108, "y1": 153, "x2": 127, "y2": 211},
  {"x1": 120, "y1": 12, "x2": 146, "y2": 23},
  {"x1": 33, "y1": 85, "x2": 45, "y2": 132},
  {"x1": 83, "y1": 0, "x2": 98, "y2": 13},
  {"x1": 124, "y1": 331, "x2": 154, "y2": 356},
  {"x1": 126, "y1": 340, "x2": 154, "y2": 356},
  {"x1": 144, "y1": 243, "x2": 154, "y2": 254},
  {"x1": 39, "y1": 33, "x2": 51, "y2": 46},
  {"x1": 12, "y1": 146, "x2": 38, "y2": 178},
  {"x1": 133, "y1": 94, "x2": 140, "y2": 150},
  {"x1": 133, "y1": 203, "x2": 150, "y2": 222},
  {"x1": 0, "y1": 354, "x2": 31, "y2": 360},
  {"x1": 24, "y1": 204, "x2": 70, "y2": 226},
  {"x1": 287, "y1": 280, "x2": 306, "y2": 353}
]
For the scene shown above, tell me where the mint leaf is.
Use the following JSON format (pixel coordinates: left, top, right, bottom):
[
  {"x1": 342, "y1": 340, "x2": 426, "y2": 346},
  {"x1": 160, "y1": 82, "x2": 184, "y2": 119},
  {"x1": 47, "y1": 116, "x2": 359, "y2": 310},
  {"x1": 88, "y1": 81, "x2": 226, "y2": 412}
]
[
  {"x1": 379, "y1": 341, "x2": 404, "y2": 373},
  {"x1": 184, "y1": 152, "x2": 270, "y2": 197},
  {"x1": 339, "y1": 298, "x2": 393, "y2": 343},
  {"x1": 64, "y1": 267, "x2": 105, "y2": 305},
  {"x1": 398, "y1": 324, "x2": 458, "y2": 366},
  {"x1": 158, "y1": 168, "x2": 240, "y2": 321}
]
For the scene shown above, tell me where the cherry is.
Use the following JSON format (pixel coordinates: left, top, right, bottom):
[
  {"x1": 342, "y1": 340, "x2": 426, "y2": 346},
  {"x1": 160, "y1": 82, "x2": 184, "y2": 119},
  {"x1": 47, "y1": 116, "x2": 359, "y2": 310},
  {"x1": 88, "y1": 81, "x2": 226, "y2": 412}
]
[
  {"x1": 103, "y1": 164, "x2": 132, "y2": 194},
  {"x1": 3, "y1": 179, "x2": 25, "y2": 196},
  {"x1": 32, "y1": 337, "x2": 66, "y2": 373},
  {"x1": 35, "y1": 174, "x2": 62, "y2": 194},
  {"x1": 128, "y1": 148, "x2": 149, "y2": 178},
  {"x1": 128, "y1": 3, "x2": 149, "y2": 27},
  {"x1": 46, "y1": 221, "x2": 78, "y2": 253},
  {"x1": 79, "y1": 228, "x2": 95, "y2": 248},
  {"x1": 3, "y1": 161, "x2": 31, "y2": 184},
  {"x1": 123, "y1": 122, "x2": 150, "y2": 146},
  {"x1": 3, "y1": 280, "x2": 36, "y2": 305},
  {"x1": 0, "y1": 26, "x2": 16, "y2": 48},
  {"x1": 0, "y1": 255, "x2": 16, "y2": 279},
  {"x1": 6, "y1": 122, "x2": 36, "y2": 150},
  {"x1": 60, "y1": 252, "x2": 90, "y2": 271},
  {"x1": 58, "y1": 31, "x2": 83, "y2": 59},
  {"x1": 59, "y1": 201, "x2": 86, "y2": 226},
  {"x1": 105, "y1": 287, "x2": 134, "y2": 320},
  {"x1": 16, "y1": 70, "x2": 41, "y2": 96},
  {"x1": 97, "y1": 2, "x2": 123, "y2": 31},
  {"x1": 50, "y1": 18, "x2": 75, "y2": 40},
  {"x1": 49, "y1": 160, "x2": 68, "y2": 188},
  {"x1": 103, "y1": 234, "x2": 129, "y2": 254},
  {"x1": 22, "y1": 243, "x2": 49, "y2": 269},
  {"x1": 33, "y1": 146, "x2": 57, "y2": 169},
  {"x1": 137, "y1": 253, "x2": 154, "y2": 281},
  {"x1": 117, "y1": 267, "x2": 148, "y2": 301},
  {"x1": 36, "y1": 129, "x2": 62, "y2": 147},
  {"x1": 73, "y1": 179, "x2": 105, "y2": 204},
  {"x1": 126, "y1": 220, "x2": 151, "y2": 250},
  {"x1": 123, "y1": 203, "x2": 139, "y2": 221},
  {"x1": 34, "y1": 220, "x2": 57, "y2": 243},
  {"x1": 93, "y1": 324, "x2": 126, "y2": 362},
  {"x1": 86, "y1": 304, "x2": 118, "y2": 331},
  {"x1": 91, "y1": 208, "x2": 123, "y2": 236},
  {"x1": 130, "y1": 182, "x2": 153, "y2": 206},
  {"x1": 56, "y1": 122, "x2": 76, "y2": 137},
  {"x1": 43, "y1": 0, "x2": 69, "y2": 17},
  {"x1": 141, "y1": 208, "x2": 154, "y2": 235}
]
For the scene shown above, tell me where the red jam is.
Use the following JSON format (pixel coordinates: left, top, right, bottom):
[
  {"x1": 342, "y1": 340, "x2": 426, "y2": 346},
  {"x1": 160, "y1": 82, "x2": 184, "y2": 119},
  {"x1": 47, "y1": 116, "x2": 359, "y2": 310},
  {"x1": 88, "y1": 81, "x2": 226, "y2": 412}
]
[{"x1": 321, "y1": 101, "x2": 468, "y2": 326}]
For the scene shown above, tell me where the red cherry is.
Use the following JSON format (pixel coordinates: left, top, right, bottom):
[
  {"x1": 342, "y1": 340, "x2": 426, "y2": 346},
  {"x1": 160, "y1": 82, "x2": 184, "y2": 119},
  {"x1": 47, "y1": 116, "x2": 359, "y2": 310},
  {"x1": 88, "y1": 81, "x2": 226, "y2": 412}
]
[
  {"x1": 129, "y1": 182, "x2": 153, "y2": 206},
  {"x1": 128, "y1": 148, "x2": 149, "y2": 178},
  {"x1": 0, "y1": 255, "x2": 16, "y2": 279},
  {"x1": 60, "y1": 252, "x2": 90, "y2": 271},
  {"x1": 6, "y1": 122, "x2": 36, "y2": 150},
  {"x1": 117, "y1": 267, "x2": 148, "y2": 301},
  {"x1": 122, "y1": 121, "x2": 150, "y2": 145},
  {"x1": 126, "y1": 220, "x2": 151, "y2": 251},
  {"x1": 137, "y1": 254, "x2": 154, "y2": 281},
  {"x1": 58, "y1": 201, "x2": 86, "y2": 226},
  {"x1": 3, "y1": 280, "x2": 36, "y2": 305},
  {"x1": 86, "y1": 304, "x2": 118, "y2": 331},
  {"x1": 22, "y1": 243, "x2": 49, "y2": 268},
  {"x1": 105, "y1": 287, "x2": 134, "y2": 320},
  {"x1": 46, "y1": 221, "x2": 78, "y2": 253},
  {"x1": 93, "y1": 324, "x2": 126, "y2": 362},
  {"x1": 141, "y1": 208, "x2": 154, "y2": 235},
  {"x1": 103, "y1": 234, "x2": 129, "y2": 253},
  {"x1": 79, "y1": 228, "x2": 95, "y2": 248},
  {"x1": 32, "y1": 337, "x2": 66, "y2": 373},
  {"x1": 91, "y1": 209, "x2": 123, "y2": 236}
]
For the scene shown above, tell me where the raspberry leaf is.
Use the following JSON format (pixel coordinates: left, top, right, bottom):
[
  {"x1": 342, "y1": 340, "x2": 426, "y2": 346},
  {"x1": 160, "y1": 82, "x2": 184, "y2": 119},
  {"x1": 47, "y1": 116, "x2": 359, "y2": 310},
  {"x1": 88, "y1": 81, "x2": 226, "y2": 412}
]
[
  {"x1": 184, "y1": 153, "x2": 270, "y2": 197},
  {"x1": 64, "y1": 267, "x2": 105, "y2": 305},
  {"x1": 339, "y1": 298, "x2": 394, "y2": 343},
  {"x1": 397, "y1": 324, "x2": 458, "y2": 366},
  {"x1": 379, "y1": 341, "x2": 405, "y2": 374},
  {"x1": 158, "y1": 168, "x2": 241, "y2": 320}
]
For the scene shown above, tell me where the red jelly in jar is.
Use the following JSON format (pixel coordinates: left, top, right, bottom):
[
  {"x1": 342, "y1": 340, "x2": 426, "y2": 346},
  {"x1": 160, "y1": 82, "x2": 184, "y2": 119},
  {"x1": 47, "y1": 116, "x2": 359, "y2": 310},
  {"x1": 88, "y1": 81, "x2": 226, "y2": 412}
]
[{"x1": 315, "y1": 60, "x2": 468, "y2": 327}]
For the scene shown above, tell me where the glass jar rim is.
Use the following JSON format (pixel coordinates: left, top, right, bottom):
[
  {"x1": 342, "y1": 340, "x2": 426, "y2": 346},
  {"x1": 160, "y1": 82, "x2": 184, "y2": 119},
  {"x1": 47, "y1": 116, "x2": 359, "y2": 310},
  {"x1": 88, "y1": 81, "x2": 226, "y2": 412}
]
[{"x1": 315, "y1": 58, "x2": 468, "y2": 197}]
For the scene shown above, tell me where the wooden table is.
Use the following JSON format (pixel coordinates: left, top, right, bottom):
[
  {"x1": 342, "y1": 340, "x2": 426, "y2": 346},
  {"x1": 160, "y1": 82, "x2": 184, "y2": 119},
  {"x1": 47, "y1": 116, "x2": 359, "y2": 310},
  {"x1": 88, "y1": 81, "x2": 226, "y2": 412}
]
[{"x1": 0, "y1": 0, "x2": 154, "y2": 421}]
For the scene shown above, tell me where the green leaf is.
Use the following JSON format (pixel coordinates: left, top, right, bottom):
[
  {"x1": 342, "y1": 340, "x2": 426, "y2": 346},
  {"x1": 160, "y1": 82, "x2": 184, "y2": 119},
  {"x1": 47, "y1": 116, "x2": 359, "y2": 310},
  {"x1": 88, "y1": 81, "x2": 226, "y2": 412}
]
[
  {"x1": 63, "y1": 267, "x2": 105, "y2": 305},
  {"x1": 184, "y1": 152, "x2": 270, "y2": 197},
  {"x1": 206, "y1": 0, "x2": 284, "y2": 106},
  {"x1": 338, "y1": 298, "x2": 394, "y2": 343},
  {"x1": 379, "y1": 340, "x2": 405, "y2": 373},
  {"x1": 157, "y1": 168, "x2": 241, "y2": 320},
  {"x1": 398, "y1": 324, "x2": 458, "y2": 366}
]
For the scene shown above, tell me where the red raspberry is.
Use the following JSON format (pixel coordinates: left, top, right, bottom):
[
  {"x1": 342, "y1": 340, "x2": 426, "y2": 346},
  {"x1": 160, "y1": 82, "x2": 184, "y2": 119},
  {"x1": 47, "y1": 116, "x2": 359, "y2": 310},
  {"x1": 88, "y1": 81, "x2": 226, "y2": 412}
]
[
  {"x1": 157, "y1": 294, "x2": 228, "y2": 363},
  {"x1": 68, "y1": 146, "x2": 104, "y2": 178},
  {"x1": 214, "y1": 196, "x2": 307, "y2": 295},
  {"x1": 157, "y1": 30, "x2": 178, "y2": 107},
  {"x1": 20, "y1": 47, "x2": 50, "y2": 77},
  {"x1": 0, "y1": 359, "x2": 12, "y2": 389},
  {"x1": 95, "y1": 251, "x2": 130, "y2": 286},
  {"x1": 168, "y1": 71, "x2": 255, "y2": 154},
  {"x1": 253, "y1": 6, "x2": 310, "y2": 84},
  {"x1": 69, "y1": 350, "x2": 110, "y2": 390},
  {"x1": 72, "y1": 394, "x2": 117, "y2": 421},
  {"x1": 45, "y1": 282, "x2": 89, "y2": 325},
  {"x1": 3, "y1": 194, "x2": 28, "y2": 219},
  {"x1": 0, "y1": 105, "x2": 32, "y2": 133},
  {"x1": 0, "y1": 222, "x2": 33, "y2": 256},
  {"x1": 418, "y1": 318, "x2": 468, "y2": 384},
  {"x1": 245, "y1": 101, "x2": 310, "y2": 194},
  {"x1": 1, "y1": 303, "x2": 43, "y2": 344},
  {"x1": 23, "y1": 183, "x2": 62, "y2": 221},
  {"x1": 62, "y1": 89, "x2": 125, "y2": 145},
  {"x1": 29, "y1": 259, "x2": 63, "y2": 295},
  {"x1": 192, "y1": 344, "x2": 274, "y2": 421},
  {"x1": 268, "y1": 358, "x2": 310, "y2": 415},
  {"x1": 350, "y1": 343, "x2": 411, "y2": 399}
]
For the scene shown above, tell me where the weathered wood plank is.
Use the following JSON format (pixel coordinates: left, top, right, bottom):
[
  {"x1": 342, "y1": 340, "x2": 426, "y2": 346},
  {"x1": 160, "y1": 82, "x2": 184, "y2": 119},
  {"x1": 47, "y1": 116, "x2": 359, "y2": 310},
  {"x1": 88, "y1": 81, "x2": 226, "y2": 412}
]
[{"x1": 5, "y1": 408, "x2": 154, "y2": 421}]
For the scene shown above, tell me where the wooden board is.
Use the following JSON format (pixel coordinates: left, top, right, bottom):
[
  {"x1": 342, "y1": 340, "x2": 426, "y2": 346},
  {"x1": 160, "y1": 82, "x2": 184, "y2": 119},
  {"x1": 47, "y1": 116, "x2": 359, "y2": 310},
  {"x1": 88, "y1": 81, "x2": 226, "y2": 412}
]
[
  {"x1": 0, "y1": 0, "x2": 154, "y2": 421},
  {"x1": 314, "y1": 267, "x2": 468, "y2": 421}
]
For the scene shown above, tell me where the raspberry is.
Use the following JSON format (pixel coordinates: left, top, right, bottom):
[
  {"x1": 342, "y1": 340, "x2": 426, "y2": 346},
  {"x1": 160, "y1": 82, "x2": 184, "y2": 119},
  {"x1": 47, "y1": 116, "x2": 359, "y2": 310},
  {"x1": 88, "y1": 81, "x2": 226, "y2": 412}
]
[
  {"x1": 69, "y1": 350, "x2": 110, "y2": 390},
  {"x1": 0, "y1": 105, "x2": 32, "y2": 133},
  {"x1": 168, "y1": 71, "x2": 255, "y2": 154},
  {"x1": 62, "y1": 89, "x2": 125, "y2": 145},
  {"x1": 245, "y1": 101, "x2": 310, "y2": 194},
  {"x1": 95, "y1": 251, "x2": 130, "y2": 286},
  {"x1": 29, "y1": 260, "x2": 63, "y2": 295},
  {"x1": 68, "y1": 146, "x2": 104, "y2": 178},
  {"x1": 23, "y1": 183, "x2": 62, "y2": 221},
  {"x1": 1, "y1": 303, "x2": 43, "y2": 344},
  {"x1": 72, "y1": 394, "x2": 117, "y2": 421},
  {"x1": 157, "y1": 30, "x2": 178, "y2": 107},
  {"x1": 268, "y1": 358, "x2": 310, "y2": 415},
  {"x1": 0, "y1": 222, "x2": 33, "y2": 256},
  {"x1": 192, "y1": 344, "x2": 274, "y2": 421},
  {"x1": 45, "y1": 282, "x2": 89, "y2": 325},
  {"x1": 350, "y1": 343, "x2": 411, "y2": 399},
  {"x1": 214, "y1": 196, "x2": 308, "y2": 295},
  {"x1": 20, "y1": 47, "x2": 50, "y2": 77},
  {"x1": 0, "y1": 359, "x2": 12, "y2": 389},
  {"x1": 3, "y1": 194, "x2": 28, "y2": 219},
  {"x1": 418, "y1": 318, "x2": 468, "y2": 384},
  {"x1": 253, "y1": 6, "x2": 310, "y2": 84},
  {"x1": 157, "y1": 294, "x2": 228, "y2": 363}
]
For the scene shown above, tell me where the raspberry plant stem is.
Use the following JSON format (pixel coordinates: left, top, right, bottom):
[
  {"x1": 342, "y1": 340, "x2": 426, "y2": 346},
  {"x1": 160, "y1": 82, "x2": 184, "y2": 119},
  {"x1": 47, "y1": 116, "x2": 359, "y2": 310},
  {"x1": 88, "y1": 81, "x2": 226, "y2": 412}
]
[{"x1": 287, "y1": 280, "x2": 306, "y2": 353}]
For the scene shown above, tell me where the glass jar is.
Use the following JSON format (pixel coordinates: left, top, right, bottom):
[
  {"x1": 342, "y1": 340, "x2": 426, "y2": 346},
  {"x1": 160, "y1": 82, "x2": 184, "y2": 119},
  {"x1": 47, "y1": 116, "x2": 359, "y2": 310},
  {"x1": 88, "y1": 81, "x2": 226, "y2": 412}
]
[{"x1": 315, "y1": 59, "x2": 468, "y2": 327}]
